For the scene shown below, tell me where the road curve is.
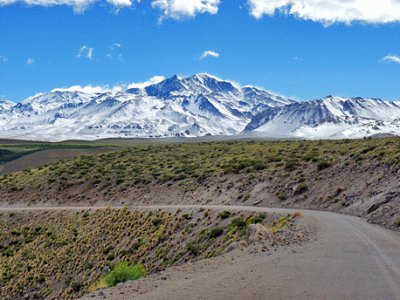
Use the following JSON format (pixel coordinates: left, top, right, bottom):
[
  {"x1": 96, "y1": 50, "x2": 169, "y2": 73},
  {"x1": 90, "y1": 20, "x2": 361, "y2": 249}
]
[{"x1": 2, "y1": 205, "x2": 400, "y2": 299}]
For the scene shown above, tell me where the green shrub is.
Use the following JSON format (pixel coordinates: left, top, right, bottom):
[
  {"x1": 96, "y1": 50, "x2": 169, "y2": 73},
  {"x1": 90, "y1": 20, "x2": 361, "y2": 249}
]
[
  {"x1": 151, "y1": 218, "x2": 163, "y2": 227},
  {"x1": 99, "y1": 262, "x2": 146, "y2": 288},
  {"x1": 284, "y1": 160, "x2": 298, "y2": 171},
  {"x1": 182, "y1": 213, "x2": 192, "y2": 220},
  {"x1": 317, "y1": 160, "x2": 331, "y2": 171},
  {"x1": 367, "y1": 204, "x2": 380, "y2": 214},
  {"x1": 208, "y1": 227, "x2": 224, "y2": 239},
  {"x1": 218, "y1": 211, "x2": 231, "y2": 219},
  {"x1": 70, "y1": 280, "x2": 84, "y2": 292},
  {"x1": 230, "y1": 217, "x2": 246, "y2": 229},
  {"x1": 294, "y1": 184, "x2": 308, "y2": 195},
  {"x1": 187, "y1": 241, "x2": 201, "y2": 256},
  {"x1": 395, "y1": 218, "x2": 400, "y2": 227},
  {"x1": 253, "y1": 212, "x2": 267, "y2": 224},
  {"x1": 276, "y1": 191, "x2": 287, "y2": 201}
]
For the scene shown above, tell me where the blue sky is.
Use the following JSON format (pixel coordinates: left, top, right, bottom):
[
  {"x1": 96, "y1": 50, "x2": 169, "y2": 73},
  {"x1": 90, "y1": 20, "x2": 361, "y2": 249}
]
[{"x1": 1, "y1": 0, "x2": 400, "y2": 102}]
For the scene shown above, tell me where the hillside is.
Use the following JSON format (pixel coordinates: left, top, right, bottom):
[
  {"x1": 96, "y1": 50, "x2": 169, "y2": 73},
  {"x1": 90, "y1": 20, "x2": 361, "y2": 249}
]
[
  {"x1": 1, "y1": 138, "x2": 399, "y2": 230},
  {"x1": 0, "y1": 207, "x2": 304, "y2": 299}
]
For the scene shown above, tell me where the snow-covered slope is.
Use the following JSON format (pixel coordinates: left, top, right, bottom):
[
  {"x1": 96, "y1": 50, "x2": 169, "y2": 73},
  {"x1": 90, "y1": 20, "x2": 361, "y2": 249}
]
[
  {"x1": 0, "y1": 74, "x2": 295, "y2": 141},
  {"x1": 0, "y1": 76, "x2": 399, "y2": 141},
  {"x1": 0, "y1": 99, "x2": 14, "y2": 111},
  {"x1": 245, "y1": 96, "x2": 400, "y2": 139}
]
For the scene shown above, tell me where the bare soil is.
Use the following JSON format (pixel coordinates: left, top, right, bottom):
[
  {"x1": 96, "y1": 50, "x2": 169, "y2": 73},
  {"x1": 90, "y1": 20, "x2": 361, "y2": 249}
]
[{"x1": 1, "y1": 158, "x2": 399, "y2": 231}]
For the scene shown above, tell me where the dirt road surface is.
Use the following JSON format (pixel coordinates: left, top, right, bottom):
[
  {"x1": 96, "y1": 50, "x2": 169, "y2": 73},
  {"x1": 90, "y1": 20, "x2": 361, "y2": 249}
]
[{"x1": 2, "y1": 205, "x2": 399, "y2": 299}]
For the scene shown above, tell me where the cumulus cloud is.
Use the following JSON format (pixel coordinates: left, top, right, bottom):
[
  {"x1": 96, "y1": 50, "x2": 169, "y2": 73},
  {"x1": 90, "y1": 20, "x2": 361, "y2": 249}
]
[
  {"x1": 199, "y1": 50, "x2": 220, "y2": 60},
  {"x1": 77, "y1": 45, "x2": 94, "y2": 60},
  {"x1": 0, "y1": 0, "x2": 133, "y2": 13},
  {"x1": 52, "y1": 85, "x2": 110, "y2": 93},
  {"x1": 248, "y1": 0, "x2": 400, "y2": 24},
  {"x1": 106, "y1": 0, "x2": 131, "y2": 8},
  {"x1": 0, "y1": 0, "x2": 16, "y2": 5},
  {"x1": 152, "y1": 0, "x2": 220, "y2": 20},
  {"x1": 127, "y1": 75, "x2": 166, "y2": 89},
  {"x1": 26, "y1": 57, "x2": 34, "y2": 65},
  {"x1": 383, "y1": 55, "x2": 400, "y2": 64},
  {"x1": 51, "y1": 76, "x2": 166, "y2": 94}
]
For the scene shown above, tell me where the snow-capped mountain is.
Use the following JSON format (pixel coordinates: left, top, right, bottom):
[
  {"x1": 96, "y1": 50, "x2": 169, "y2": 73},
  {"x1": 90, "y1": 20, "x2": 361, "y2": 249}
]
[
  {"x1": 245, "y1": 96, "x2": 400, "y2": 139},
  {"x1": 0, "y1": 99, "x2": 15, "y2": 111},
  {"x1": 0, "y1": 74, "x2": 295, "y2": 141},
  {"x1": 0, "y1": 75, "x2": 399, "y2": 141}
]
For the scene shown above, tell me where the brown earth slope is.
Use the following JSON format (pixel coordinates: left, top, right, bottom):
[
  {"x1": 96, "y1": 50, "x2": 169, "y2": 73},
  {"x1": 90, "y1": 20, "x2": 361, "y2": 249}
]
[
  {"x1": 0, "y1": 206, "x2": 305, "y2": 299},
  {"x1": 0, "y1": 139, "x2": 399, "y2": 230}
]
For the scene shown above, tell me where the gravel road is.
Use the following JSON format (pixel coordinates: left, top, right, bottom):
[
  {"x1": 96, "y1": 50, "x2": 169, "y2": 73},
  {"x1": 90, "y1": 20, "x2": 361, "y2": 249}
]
[{"x1": 2, "y1": 205, "x2": 399, "y2": 299}]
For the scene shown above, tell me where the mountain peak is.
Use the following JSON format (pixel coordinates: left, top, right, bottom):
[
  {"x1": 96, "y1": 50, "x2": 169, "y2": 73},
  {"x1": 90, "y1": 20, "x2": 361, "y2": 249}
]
[
  {"x1": 0, "y1": 74, "x2": 399, "y2": 141},
  {"x1": 0, "y1": 98, "x2": 15, "y2": 110}
]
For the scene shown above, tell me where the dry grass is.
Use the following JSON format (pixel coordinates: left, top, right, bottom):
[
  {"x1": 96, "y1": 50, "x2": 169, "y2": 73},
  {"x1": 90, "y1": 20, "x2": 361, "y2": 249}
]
[
  {"x1": 1, "y1": 138, "x2": 399, "y2": 194},
  {"x1": 0, "y1": 208, "x2": 292, "y2": 299}
]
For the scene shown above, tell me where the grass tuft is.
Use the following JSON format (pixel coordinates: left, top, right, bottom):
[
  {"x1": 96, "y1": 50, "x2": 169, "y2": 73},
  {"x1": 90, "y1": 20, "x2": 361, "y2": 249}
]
[{"x1": 95, "y1": 262, "x2": 146, "y2": 289}]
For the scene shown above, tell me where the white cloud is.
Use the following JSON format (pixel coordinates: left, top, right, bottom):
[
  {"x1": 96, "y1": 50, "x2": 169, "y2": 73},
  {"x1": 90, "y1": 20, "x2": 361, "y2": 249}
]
[
  {"x1": 248, "y1": 0, "x2": 400, "y2": 24},
  {"x1": 199, "y1": 50, "x2": 220, "y2": 60},
  {"x1": 127, "y1": 75, "x2": 166, "y2": 89},
  {"x1": 152, "y1": 0, "x2": 220, "y2": 20},
  {"x1": 77, "y1": 45, "x2": 94, "y2": 60},
  {"x1": 52, "y1": 85, "x2": 110, "y2": 93},
  {"x1": 107, "y1": 42, "x2": 123, "y2": 60},
  {"x1": 106, "y1": 0, "x2": 131, "y2": 8},
  {"x1": 0, "y1": 0, "x2": 133, "y2": 13},
  {"x1": 0, "y1": 55, "x2": 9, "y2": 63},
  {"x1": 383, "y1": 55, "x2": 400, "y2": 64},
  {"x1": 0, "y1": 0, "x2": 16, "y2": 5},
  {"x1": 109, "y1": 42, "x2": 121, "y2": 50},
  {"x1": 51, "y1": 76, "x2": 166, "y2": 94},
  {"x1": 26, "y1": 57, "x2": 34, "y2": 65}
]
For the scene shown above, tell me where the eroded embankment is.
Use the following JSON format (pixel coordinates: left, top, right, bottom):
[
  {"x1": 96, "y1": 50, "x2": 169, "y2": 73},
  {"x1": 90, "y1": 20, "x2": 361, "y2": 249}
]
[{"x1": 0, "y1": 207, "x2": 306, "y2": 299}]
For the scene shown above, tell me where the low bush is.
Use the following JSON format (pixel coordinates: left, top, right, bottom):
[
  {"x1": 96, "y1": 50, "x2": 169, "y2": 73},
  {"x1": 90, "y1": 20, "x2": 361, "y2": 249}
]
[
  {"x1": 187, "y1": 241, "x2": 201, "y2": 256},
  {"x1": 276, "y1": 191, "x2": 287, "y2": 201},
  {"x1": 230, "y1": 217, "x2": 246, "y2": 229},
  {"x1": 317, "y1": 160, "x2": 331, "y2": 171},
  {"x1": 209, "y1": 227, "x2": 224, "y2": 239},
  {"x1": 294, "y1": 184, "x2": 308, "y2": 195},
  {"x1": 218, "y1": 210, "x2": 232, "y2": 219},
  {"x1": 253, "y1": 212, "x2": 267, "y2": 224},
  {"x1": 97, "y1": 262, "x2": 146, "y2": 288}
]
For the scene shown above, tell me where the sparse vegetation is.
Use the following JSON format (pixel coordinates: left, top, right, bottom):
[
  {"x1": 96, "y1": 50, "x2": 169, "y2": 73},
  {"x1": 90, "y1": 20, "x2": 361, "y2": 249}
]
[
  {"x1": 317, "y1": 160, "x2": 332, "y2": 171},
  {"x1": 294, "y1": 183, "x2": 308, "y2": 195},
  {"x1": 276, "y1": 191, "x2": 287, "y2": 201},
  {"x1": 0, "y1": 208, "x2": 293, "y2": 299},
  {"x1": 218, "y1": 210, "x2": 232, "y2": 219},
  {"x1": 95, "y1": 262, "x2": 146, "y2": 288},
  {"x1": 230, "y1": 217, "x2": 247, "y2": 229},
  {"x1": 0, "y1": 139, "x2": 399, "y2": 221},
  {"x1": 0, "y1": 138, "x2": 397, "y2": 196}
]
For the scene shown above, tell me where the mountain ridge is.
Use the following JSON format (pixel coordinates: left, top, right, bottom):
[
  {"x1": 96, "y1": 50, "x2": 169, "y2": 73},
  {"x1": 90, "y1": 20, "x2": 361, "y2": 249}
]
[{"x1": 0, "y1": 74, "x2": 399, "y2": 141}]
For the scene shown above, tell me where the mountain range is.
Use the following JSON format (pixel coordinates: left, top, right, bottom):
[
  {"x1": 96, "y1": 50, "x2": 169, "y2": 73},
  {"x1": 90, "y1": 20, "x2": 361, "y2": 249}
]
[{"x1": 0, "y1": 73, "x2": 399, "y2": 141}]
